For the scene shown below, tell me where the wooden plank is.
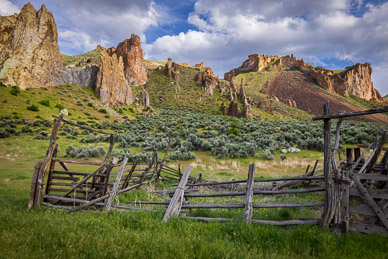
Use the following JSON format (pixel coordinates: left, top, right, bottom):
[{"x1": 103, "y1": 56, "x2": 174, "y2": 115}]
[
  {"x1": 53, "y1": 170, "x2": 89, "y2": 176},
  {"x1": 52, "y1": 158, "x2": 104, "y2": 166},
  {"x1": 181, "y1": 202, "x2": 324, "y2": 209},
  {"x1": 53, "y1": 115, "x2": 112, "y2": 135},
  {"x1": 349, "y1": 223, "x2": 387, "y2": 234},
  {"x1": 51, "y1": 176, "x2": 80, "y2": 181},
  {"x1": 34, "y1": 115, "x2": 63, "y2": 207},
  {"x1": 244, "y1": 163, "x2": 255, "y2": 223},
  {"x1": 350, "y1": 204, "x2": 388, "y2": 217},
  {"x1": 102, "y1": 134, "x2": 115, "y2": 164},
  {"x1": 28, "y1": 160, "x2": 42, "y2": 209},
  {"x1": 350, "y1": 172, "x2": 388, "y2": 230},
  {"x1": 180, "y1": 216, "x2": 320, "y2": 225},
  {"x1": 349, "y1": 187, "x2": 388, "y2": 200},
  {"x1": 312, "y1": 107, "x2": 388, "y2": 120},
  {"x1": 105, "y1": 157, "x2": 128, "y2": 211},
  {"x1": 121, "y1": 157, "x2": 139, "y2": 189},
  {"x1": 163, "y1": 167, "x2": 191, "y2": 222},
  {"x1": 353, "y1": 173, "x2": 388, "y2": 181}
]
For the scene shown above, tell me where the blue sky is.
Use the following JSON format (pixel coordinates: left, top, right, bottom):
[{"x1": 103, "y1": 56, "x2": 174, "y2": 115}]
[{"x1": 1, "y1": 0, "x2": 388, "y2": 95}]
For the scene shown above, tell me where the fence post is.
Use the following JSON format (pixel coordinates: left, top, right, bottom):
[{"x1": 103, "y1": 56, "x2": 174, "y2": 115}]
[
  {"x1": 243, "y1": 163, "x2": 255, "y2": 223},
  {"x1": 105, "y1": 157, "x2": 128, "y2": 211},
  {"x1": 163, "y1": 167, "x2": 191, "y2": 222},
  {"x1": 321, "y1": 102, "x2": 333, "y2": 227}
]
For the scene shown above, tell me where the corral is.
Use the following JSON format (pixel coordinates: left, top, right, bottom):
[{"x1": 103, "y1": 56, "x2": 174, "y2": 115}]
[{"x1": 29, "y1": 104, "x2": 388, "y2": 234}]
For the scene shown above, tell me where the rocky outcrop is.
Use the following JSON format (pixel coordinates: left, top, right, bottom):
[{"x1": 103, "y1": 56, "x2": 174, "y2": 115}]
[
  {"x1": 224, "y1": 54, "x2": 279, "y2": 81},
  {"x1": 195, "y1": 62, "x2": 205, "y2": 68},
  {"x1": 114, "y1": 34, "x2": 147, "y2": 86},
  {"x1": 197, "y1": 68, "x2": 218, "y2": 96},
  {"x1": 0, "y1": 3, "x2": 62, "y2": 89},
  {"x1": 165, "y1": 58, "x2": 180, "y2": 80},
  {"x1": 95, "y1": 49, "x2": 134, "y2": 107},
  {"x1": 140, "y1": 87, "x2": 150, "y2": 107}
]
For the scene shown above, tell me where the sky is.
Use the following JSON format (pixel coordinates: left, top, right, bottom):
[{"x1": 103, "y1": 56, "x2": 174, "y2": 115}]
[{"x1": 1, "y1": 0, "x2": 388, "y2": 95}]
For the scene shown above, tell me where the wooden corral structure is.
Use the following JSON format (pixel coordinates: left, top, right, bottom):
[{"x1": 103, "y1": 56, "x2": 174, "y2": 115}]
[
  {"x1": 313, "y1": 103, "x2": 388, "y2": 234},
  {"x1": 29, "y1": 105, "x2": 388, "y2": 234}
]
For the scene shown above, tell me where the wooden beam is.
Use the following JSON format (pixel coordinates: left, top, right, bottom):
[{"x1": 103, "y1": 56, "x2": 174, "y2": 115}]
[
  {"x1": 52, "y1": 115, "x2": 112, "y2": 135},
  {"x1": 243, "y1": 163, "x2": 255, "y2": 223},
  {"x1": 34, "y1": 115, "x2": 63, "y2": 207},
  {"x1": 313, "y1": 107, "x2": 388, "y2": 120},
  {"x1": 28, "y1": 160, "x2": 42, "y2": 209},
  {"x1": 121, "y1": 157, "x2": 139, "y2": 189},
  {"x1": 105, "y1": 157, "x2": 128, "y2": 211},
  {"x1": 163, "y1": 167, "x2": 191, "y2": 222}
]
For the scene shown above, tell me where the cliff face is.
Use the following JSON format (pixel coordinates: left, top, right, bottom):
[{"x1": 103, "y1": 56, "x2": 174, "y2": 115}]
[
  {"x1": 226, "y1": 54, "x2": 383, "y2": 102},
  {"x1": 0, "y1": 3, "x2": 62, "y2": 89},
  {"x1": 95, "y1": 48, "x2": 135, "y2": 107}
]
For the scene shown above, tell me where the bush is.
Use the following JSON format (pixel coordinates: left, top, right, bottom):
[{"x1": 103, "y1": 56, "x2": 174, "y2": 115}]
[
  {"x1": 0, "y1": 81, "x2": 7, "y2": 87},
  {"x1": 10, "y1": 86, "x2": 20, "y2": 96},
  {"x1": 65, "y1": 145, "x2": 106, "y2": 159},
  {"x1": 263, "y1": 149, "x2": 274, "y2": 160},
  {"x1": 280, "y1": 154, "x2": 287, "y2": 161},
  {"x1": 55, "y1": 103, "x2": 64, "y2": 110},
  {"x1": 98, "y1": 108, "x2": 108, "y2": 114},
  {"x1": 34, "y1": 131, "x2": 49, "y2": 140},
  {"x1": 27, "y1": 105, "x2": 39, "y2": 112},
  {"x1": 38, "y1": 100, "x2": 50, "y2": 107}
]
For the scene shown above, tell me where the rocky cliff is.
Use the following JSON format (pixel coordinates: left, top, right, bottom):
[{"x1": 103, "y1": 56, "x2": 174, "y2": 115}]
[
  {"x1": 226, "y1": 54, "x2": 383, "y2": 102},
  {"x1": 0, "y1": 3, "x2": 62, "y2": 89}
]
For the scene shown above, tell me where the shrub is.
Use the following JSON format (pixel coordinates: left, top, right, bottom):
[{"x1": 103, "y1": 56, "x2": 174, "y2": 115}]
[
  {"x1": 27, "y1": 105, "x2": 39, "y2": 112},
  {"x1": 280, "y1": 154, "x2": 287, "y2": 161},
  {"x1": 263, "y1": 149, "x2": 274, "y2": 160},
  {"x1": 10, "y1": 86, "x2": 20, "y2": 96},
  {"x1": 0, "y1": 81, "x2": 7, "y2": 87},
  {"x1": 34, "y1": 131, "x2": 49, "y2": 140},
  {"x1": 98, "y1": 108, "x2": 108, "y2": 114},
  {"x1": 55, "y1": 103, "x2": 64, "y2": 110},
  {"x1": 65, "y1": 145, "x2": 106, "y2": 159},
  {"x1": 38, "y1": 100, "x2": 50, "y2": 107}
]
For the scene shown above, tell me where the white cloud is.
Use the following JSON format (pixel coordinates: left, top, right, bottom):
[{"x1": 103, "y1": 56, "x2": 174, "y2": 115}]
[
  {"x1": 372, "y1": 64, "x2": 388, "y2": 97},
  {"x1": 59, "y1": 30, "x2": 109, "y2": 54},
  {"x1": 0, "y1": 0, "x2": 19, "y2": 15},
  {"x1": 145, "y1": 0, "x2": 388, "y2": 95}
]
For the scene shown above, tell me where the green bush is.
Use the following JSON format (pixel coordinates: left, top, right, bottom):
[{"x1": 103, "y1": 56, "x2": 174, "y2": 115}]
[
  {"x1": 98, "y1": 108, "x2": 107, "y2": 114},
  {"x1": 65, "y1": 145, "x2": 106, "y2": 159},
  {"x1": 55, "y1": 103, "x2": 64, "y2": 110},
  {"x1": 0, "y1": 81, "x2": 7, "y2": 87},
  {"x1": 10, "y1": 86, "x2": 20, "y2": 96},
  {"x1": 263, "y1": 149, "x2": 274, "y2": 160},
  {"x1": 27, "y1": 105, "x2": 39, "y2": 112},
  {"x1": 38, "y1": 100, "x2": 50, "y2": 107}
]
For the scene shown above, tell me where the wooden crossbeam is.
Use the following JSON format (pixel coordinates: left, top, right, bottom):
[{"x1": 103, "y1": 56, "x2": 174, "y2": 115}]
[{"x1": 313, "y1": 107, "x2": 388, "y2": 120}]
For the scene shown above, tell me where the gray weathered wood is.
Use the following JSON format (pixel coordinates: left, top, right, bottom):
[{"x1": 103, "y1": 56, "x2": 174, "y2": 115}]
[
  {"x1": 181, "y1": 202, "x2": 324, "y2": 209},
  {"x1": 28, "y1": 160, "x2": 42, "y2": 209},
  {"x1": 180, "y1": 216, "x2": 320, "y2": 225},
  {"x1": 121, "y1": 157, "x2": 139, "y2": 189},
  {"x1": 163, "y1": 167, "x2": 191, "y2": 222},
  {"x1": 321, "y1": 102, "x2": 333, "y2": 227},
  {"x1": 349, "y1": 223, "x2": 387, "y2": 234},
  {"x1": 350, "y1": 204, "x2": 388, "y2": 217},
  {"x1": 105, "y1": 157, "x2": 128, "y2": 211},
  {"x1": 34, "y1": 115, "x2": 63, "y2": 207},
  {"x1": 244, "y1": 163, "x2": 255, "y2": 223},
  {"x1": 53, "y1": 115, "x2": 112, "y2": 135},
  {"x1": 352, "y1": 173, "x2": 388, "y2": 181},
  {"x1": 312, "y1": 107, "x2": 388, "y2": 120},
  {"x1": 349, "y1": 187, "x2": 388, "y2": 199},
  {"x1": 52, "y1": 158, "x2": 104, "y2": 166},
  {"x1": 349, "y1": 172, "x2": 388, "y2": 230}
]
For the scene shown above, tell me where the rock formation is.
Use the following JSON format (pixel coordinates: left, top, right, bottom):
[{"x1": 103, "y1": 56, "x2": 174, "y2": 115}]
[
  {"x1": 197, "y1": 68, "x2": 218, "y2": 96},
  {"x1": 165, "y1": 58, "x2": 180, "y2": 80},
  {"x1": 226, "y1": 53, "x2": 383, "y2": 102},
  {"x1": 140, "y1": 87, "x2": 150, "y2": 107},
  {"x1": 0, "y1": 3, "x2": 62, "y2": 89},
  {"x1": 95, "y1": 49, "x2": 134, "y2": 106},
  {"x1": 224, "y1": 54, "x2": 279, "y2": 81},
  {"x1": 195, "y1": 62, "x2": 205, "y2": 68}
]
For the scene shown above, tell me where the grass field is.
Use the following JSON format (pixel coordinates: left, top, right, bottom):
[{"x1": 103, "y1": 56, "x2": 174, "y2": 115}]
[{"x1": 1, "y1": 131, "x2": 388, "y2": 258}]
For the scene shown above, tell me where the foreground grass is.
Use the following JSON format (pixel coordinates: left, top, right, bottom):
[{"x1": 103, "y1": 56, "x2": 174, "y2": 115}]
[{"x1": 1, "y1": 133, "x2": 387, "y2": 258}]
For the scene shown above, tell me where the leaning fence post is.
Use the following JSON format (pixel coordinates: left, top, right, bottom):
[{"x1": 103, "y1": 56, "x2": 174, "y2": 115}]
[
  {"x1": 105, "y1": 157, "x2": 128, "y2": 211},
  {"x1": 163, "y1": 167, "x2": 191, "y2": 222},
  {"x1": 243, "y1": 163, "x2": 255, "y2": 223}
]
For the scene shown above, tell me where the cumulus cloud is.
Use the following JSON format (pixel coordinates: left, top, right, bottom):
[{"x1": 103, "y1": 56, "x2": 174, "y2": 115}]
[
  {"x1": 0, "y1": 0, "x2": 19, "y2": 15},
  {"x1": 53, "y1": 0, "x2": 159, "y2": 53},
  {"x1": 59, "y1": 30, "x2": 109, "y2": 54},
  {"x1": 145, "y1": 0, "x2": 388, "y2": 94}
]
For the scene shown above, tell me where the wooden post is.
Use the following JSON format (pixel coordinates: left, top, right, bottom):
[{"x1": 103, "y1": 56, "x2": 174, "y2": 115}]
[
  {"x1": 243, "y1": 163, "x2": 255, "y2": 223},
  {"x1": 342, "y1": 170, "x2": 350, "y2": 233},
  {"x1": 28, "y1": 160, "x2": 42, "y2": 209},
  {"x1": 105, "y1": 157, "x2": 128, "y2": 211},
  {"x1": 121, "y1": 157, "x2": 139, "y2": 189},
  {"x1": 44, "y1": 144, "x2": 58, "y2": 201},
  {"x1": 354, "y1": 148, "x2": 361, "y2": 162},
  {"x1": 34, "y1": 115, "x2": 63, "y2": 207},
  {"x1": 321, "y1": 102, "x2": 333, "y2": 227},
  {"x1": 346, "y1": 148, "x2": 353, "y2": 165},
  {"x1": 163, "y1": 167, "x2": 191, "y2": 222}
]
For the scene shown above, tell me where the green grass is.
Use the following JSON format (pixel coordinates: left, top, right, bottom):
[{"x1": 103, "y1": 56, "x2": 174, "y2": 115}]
[
  {"x1": 62, "y1": 49, "x2": 101, "y2": 68},
  {"x1": 1, "y1": 127, "x2": 388, "y2": 258}
]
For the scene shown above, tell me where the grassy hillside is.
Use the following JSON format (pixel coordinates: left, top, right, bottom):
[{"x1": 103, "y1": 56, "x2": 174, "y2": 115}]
[
  {"x1": 62, "y1": 49, "x2": 101, "y2": 68},
  {"x1": 0, "y1": 84, "x2": 145, "y2": 122},
  {"x1": 384, "y1": 94, "x2": 388, "y2": 101}
]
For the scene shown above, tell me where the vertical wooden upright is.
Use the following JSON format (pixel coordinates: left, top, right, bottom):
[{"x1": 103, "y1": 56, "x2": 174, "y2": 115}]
[
  {"x1": 34, "y1": 115, "x2": 63, "y2": 207},
  {"x1": 105, "y1": 157, "x2": 128, "y2": 211},
  {"x1": 243, "y1": 163, "x2": 256, "y2": 223},
  {"x1": 321, "y1": 102, "x2": 333, "y2": 227}
]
